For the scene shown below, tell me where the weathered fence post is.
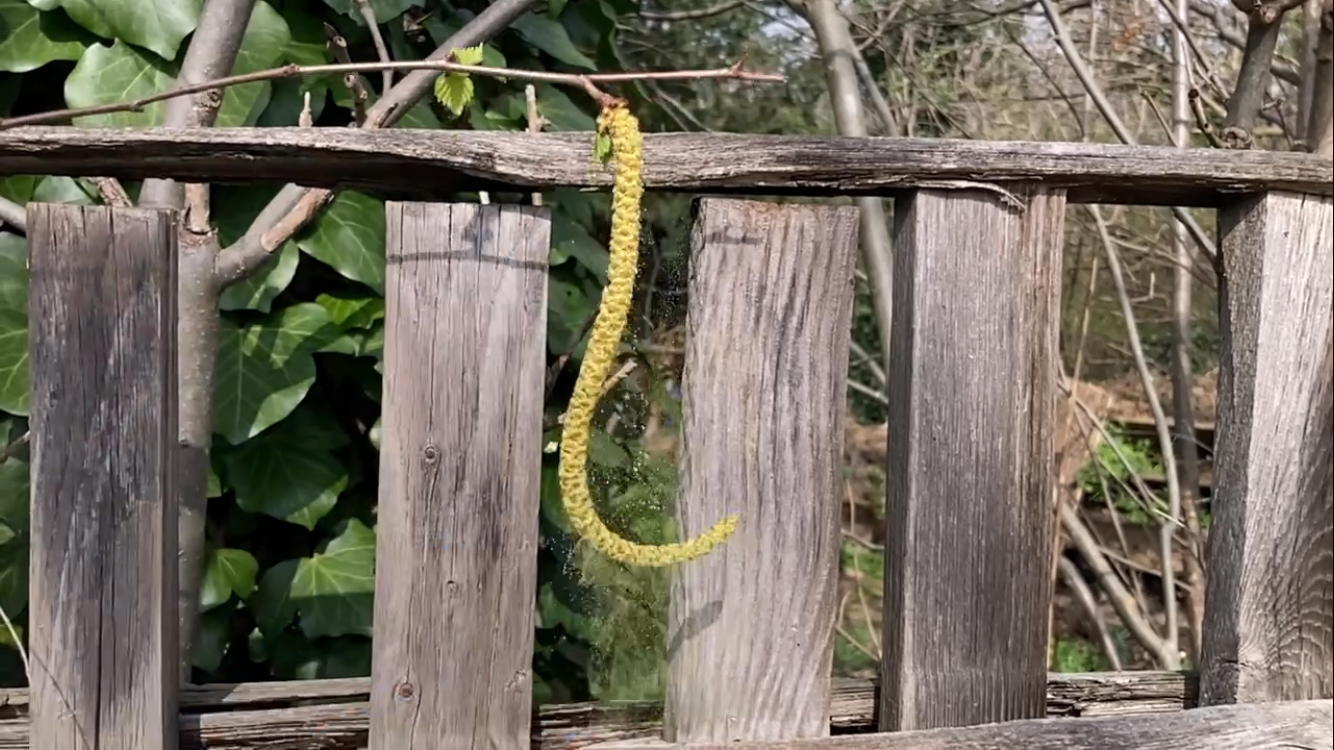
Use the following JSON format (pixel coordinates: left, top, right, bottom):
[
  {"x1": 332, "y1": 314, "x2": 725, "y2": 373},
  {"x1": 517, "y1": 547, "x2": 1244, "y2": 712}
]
[
  {"x1": 664, "y1": 198, "x2": 860, "y2": 742},
  {"x1": 369, "y1": 202, "x2": 549, "y2": 749},
  {"x1": 880, "y1": 186, "x2": 1066, "y2": 731},
  {"x1": 26, "y1": 203, "x2": 179, "y2": 750},
  {"x1": 1200, "y1": 191, "x2": 1334, "y2": 704}
]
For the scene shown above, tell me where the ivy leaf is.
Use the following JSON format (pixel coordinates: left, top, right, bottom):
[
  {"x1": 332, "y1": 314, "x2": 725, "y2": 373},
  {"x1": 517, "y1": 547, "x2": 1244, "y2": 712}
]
[
  {"x1": 548, "y1": 272, "x2": 599, "y2": 355},
  {"x1": 64, "y1": 41, "x2": 176, "y2": 128},
  {"x1": 251, "y1": 629, "x2": 371, "y2": 679},
  {"x1": 0, "y1": 458, "x2": 28, "y2": 545},
  {"x1": 37, "y1": 0, "x2": 203, "y2": 61},
  {"x1": 216, "y1": 406, "x2": 349, "y2": 529},
  {"x1": 200, "y1": 547, "x2": 260, "y2": 611},
  {"x1": 191, "y1": 603, "x2": 234, "y2": 673},
  {"x1": 279, "y1": 3, "x2": 331, "y2": 65},
  {"x1": 0, "y1": 233, "x2": 28, "y2": 416},
  {"x1": 296, "y1": 191, "x2": 386, "y2": 295},
  {"x1": 0, "y1": 175, "x2": 36, "y2": 204},
  {"x1": 215, "y1": 1, "x2": 291, "y2": 129},
  {"x1": 0, "y1": 0, "x2": 93, "y2": 74},
  {"x1": 551, "y1": 213, "x2": 608, "y2": 280},
  {"x1": 315, "y1": 292, "x2": 384, "y2": 330},
  {"x1": 535, "y1": 83, "x2": 596, "y2": 131},
  {"x1": 213, "y1": 302, "x2": 343, "y2": 444},
  {"x1": 434, "y1": 71, "x2": 473, "y2": 117},
  {"x1": 512, "y1": 12, "x2": 596, "y2": 70},
  {"x1": 32, "y1": 175, "x2": 96, "y2": 204},
  {"x1": 252, "y1": 559, "x2": 299, "y2": 637},
  {"x1": 0, "y1": 536, "x2": 26, "y2": 617},
  {"x1": 318, "y1": 0, "x2": 421, "y2": 25},
  {"x1": 290, "y1": 518, "x2": 376, "y2": 638}
]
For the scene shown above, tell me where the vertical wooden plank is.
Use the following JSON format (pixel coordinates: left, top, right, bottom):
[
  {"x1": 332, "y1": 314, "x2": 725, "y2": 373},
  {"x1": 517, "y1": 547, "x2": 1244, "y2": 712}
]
[
  {"x1": 664, "y1": 198, "x2": 860, "y2": 742},
  {"x1": 880, "y1": 187, "x2": 1065, "y2": 732},
  {"x1": 369, "y1": 202, "x2": 549, "y2": 750},
  {"x1": 26, "y1": 203, "x2": 179, "y2": 750},
  {"x1": 1200, "y1": 191, "x2": 1334, "y2": 704}
]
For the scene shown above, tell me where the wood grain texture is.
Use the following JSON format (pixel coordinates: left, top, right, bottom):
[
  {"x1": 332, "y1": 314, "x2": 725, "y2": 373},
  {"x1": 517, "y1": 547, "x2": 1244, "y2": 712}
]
[
  {"x1": 587, "y1": 700, "x2": 1333, "y2": 750},
  {"x1": 0, "y1": 672, "x2": 1201, "y2": 749},
  {"x1": 881, "y1": 187, "x2": 1066, "y2": 731},
  {"x1": 1200, "y1": 191, "x2": 1334, "y2": 704},
  {"x1": 0, "y1": 128, "x2": 1329, "y2": 205},
  {"x1": 369, "y1": 202, "x2": 549, "y2": 749},
  {"x1": 24, "y1": 204, "x2": 179, "y2": 750},
  {"x1": 665, "y1": 199, "x2": 860, "y2": 742}
]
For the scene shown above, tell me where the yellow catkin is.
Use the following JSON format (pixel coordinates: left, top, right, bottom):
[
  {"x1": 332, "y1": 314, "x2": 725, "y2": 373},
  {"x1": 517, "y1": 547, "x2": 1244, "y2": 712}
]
[{"x1": 556, "y1": 103, "x2": 739, "y2": 567}]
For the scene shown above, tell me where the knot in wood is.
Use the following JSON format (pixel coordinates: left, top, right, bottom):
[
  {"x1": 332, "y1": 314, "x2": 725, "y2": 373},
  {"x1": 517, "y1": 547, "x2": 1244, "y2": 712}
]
[
  {"x1": 395, "y1": 681, "x2": 416, "y2": 700},
  {"x1": 422, "y1": 444, "x2": 440, "y2": 463}
]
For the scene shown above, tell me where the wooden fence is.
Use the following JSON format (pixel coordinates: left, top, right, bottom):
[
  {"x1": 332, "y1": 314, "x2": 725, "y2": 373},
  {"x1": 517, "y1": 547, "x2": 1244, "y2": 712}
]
[{"x1": 0, "y1": 129, "x2": 1330, "y2": 749}]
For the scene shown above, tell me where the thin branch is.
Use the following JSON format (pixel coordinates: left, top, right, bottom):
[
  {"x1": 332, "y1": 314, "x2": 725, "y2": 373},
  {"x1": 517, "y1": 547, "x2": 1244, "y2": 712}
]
[
  {"x1": 1060, "y1": 504, "x2": 1177, "y2": 668},
  {"x1": 1187, "y1": 0, "x2": 1303, "y2": 85},
  {"x1": 91, "y1": 177, "x2": 133, "y2": 207},
  {"x1": 325, "y1": 23, "x2": 370, "y2": 127},
  {"x1": 1036, "y1": 0, "x2": 1217, "y2": 260},
  {"x1": 638, "y1": 0, "x2": 746, "y2": 21},
  {"x1": 354, "y1": 0, "x2": 395, "y2": 92},
  {"x1": 0, "y1": 196, "x2": 23, "y2": 232},
  {"x1": 1, "y1": 60, "x2": 781, "y2": 132},
  {"x1": 525, "y1": 84, "x2": 546, "y2": 206},
  {"x1": 1057, "y1": 555, "x2": 1124, "y2": 671}
]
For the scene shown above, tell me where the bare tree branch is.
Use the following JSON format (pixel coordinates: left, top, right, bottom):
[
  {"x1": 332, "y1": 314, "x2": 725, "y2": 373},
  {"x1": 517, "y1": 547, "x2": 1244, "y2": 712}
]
[
  {"x1": 138, "y1": 0, "x2": 259, "y2": 210},
  {"x1": 793, "y1": 0, "x2": 897, "y2": 368},
  {"x1": 354, "y1": 0, "x2": 395, "y2": 92},
  {"x1": 1058, "y1": 555, "x2": 1125, "y2": 670},
  {"x1": 1306, "y1": 0, "x2": 1334, "y2": 152},
  {"x1": 1188, "y1": 0, "x2": 1303, "y2": 85},
  {"x1": 0, "y1": 196, "x2": 23, "y2": 232},
  {"x1": 1036, "y1": 0, "x2": 1218, "y2": 260}
]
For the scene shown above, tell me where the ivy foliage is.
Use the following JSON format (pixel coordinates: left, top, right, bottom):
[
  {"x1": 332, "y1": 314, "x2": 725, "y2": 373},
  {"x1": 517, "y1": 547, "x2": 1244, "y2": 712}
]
[{"x1": 0, "y1": 0, "x2": 696, "y2": 699}]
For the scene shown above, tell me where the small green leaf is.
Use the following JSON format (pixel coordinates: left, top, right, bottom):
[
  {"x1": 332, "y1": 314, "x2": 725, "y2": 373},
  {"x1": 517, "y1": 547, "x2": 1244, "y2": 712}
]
[
  {"x1": 449, "y1": 44, "x2": 484, "y2": 65},
  {"x1": 290, "y1": 518, "x2": 376, "y2": 638},
  {"x1": 0, "y1": 0, "x2": 94, "y2": 74},
  {"x1": 191, "y1": 604, "x2": 234, "y2": 673},
  {"x1": 200, "y1": 547, "x2": 260, "y2": 610},
  {"x1": 434, "y1": 72, "x2": 473, "y2": 117},
  {"x1": 594, "y1": 131, "x2": 613, "y2": 163}
]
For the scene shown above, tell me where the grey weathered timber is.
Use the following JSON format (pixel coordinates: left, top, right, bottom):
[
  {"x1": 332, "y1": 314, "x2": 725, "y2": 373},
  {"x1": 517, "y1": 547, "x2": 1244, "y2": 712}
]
[
  {"x1": 0, "y1": 127, "x2": 1329, "y2": 205},
  {"x1": 25, "y1": 204, "x2": 179, "y2": 750},
  {"x1": 1200, "y1": 191, "x2": 1334, "y2": 704},
  {"x1": 586, "y1": 700, "x2": 1334, "y2": 750},
  {"x1": 369, "y1": 202, "x2": 549, "y2": 749},
  {"x1": 665, "y1": 199, "x2": 860, "y2": 742},
  {"x1": 882, "y1": 186, "x2": 1066, "y2": 731},
  {"x1": 0, "y1": 672, "x2": 1202, "y2": 749}
]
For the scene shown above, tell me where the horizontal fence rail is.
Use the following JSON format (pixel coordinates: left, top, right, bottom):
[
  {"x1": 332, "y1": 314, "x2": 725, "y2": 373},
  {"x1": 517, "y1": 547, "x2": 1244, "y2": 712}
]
[
  {"x1": 0, "y1": 128, "x2": 1330, "y2": 205},
  {"x1": 3, "y1": 130, "x2": 1331, "y2": 749}
]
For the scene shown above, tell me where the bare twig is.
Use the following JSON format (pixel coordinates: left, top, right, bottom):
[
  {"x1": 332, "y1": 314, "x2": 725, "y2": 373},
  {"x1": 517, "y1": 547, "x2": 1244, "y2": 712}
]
[
  {"x1": 1057, "y1": 555, "x2": 1124, "y2": 671},
  {"x1": 1061, "y1": 504, "x2": 1177, "y2": 668},
  {"x1": 1036, "y1": 0, "x2": 1217, "y2": 262},
  {"x1": 525, "y1": 84, "x2": 546, "y2": 206},
  {"x1": 0, "y1": 196, "x2": 23, "y2": 232},
  {"x1": 354, "y1": 0, "x2": 395, "y2": 92},
  {"x1": 0, "y1": 60, "x2": 782, "y2": 132},
  {"x1": 325, "y1": 23, "x2": 370, "y2": 127},
  {"x1": 1189, "y1": 89, "x2": 1227, "y2": 147}
]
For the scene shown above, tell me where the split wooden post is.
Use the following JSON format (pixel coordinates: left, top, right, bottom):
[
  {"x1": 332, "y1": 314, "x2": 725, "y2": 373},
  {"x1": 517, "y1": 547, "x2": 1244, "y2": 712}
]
[
  {"x1": 880, "y1": 186, "x2": 1066, "y2": 731},
  {"x1": 26, "y1": 203, "x2": 180, "y2": 750},
  {"x1": 664, "y1": 198, "x2": 861, "y2": 742},
  {"x1": 369, "y1": 202, "x2": 550, "y2": 749},
  {"x1": 1200, "y1": 191, "x2": 1334, "y2": 704}
]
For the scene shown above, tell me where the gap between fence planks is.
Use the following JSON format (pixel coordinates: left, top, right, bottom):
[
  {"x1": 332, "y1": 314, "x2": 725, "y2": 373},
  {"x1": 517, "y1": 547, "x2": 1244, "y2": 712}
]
[
  {"x1": 24, "y1": 204, "x2": 180, "y2": 750},
  {"x1": 1200, "y1": 191, "x2": 1334, "y2": 703},
  {"x1": 665, "y1": 199, "x2": 860, "y2": 742},
  {"x1": 0, "y1": 671, "x2": 1203, "y2": 749},
  {"x1": 881, "y1": 186, "x2": 1065, "y2": 731},
  {"x1": 0, "y1": 127, "x2": 1330, "y2": 206},
  {"x1": 369, "y1": 202, "x2": 549, "y2": 749}
]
